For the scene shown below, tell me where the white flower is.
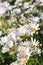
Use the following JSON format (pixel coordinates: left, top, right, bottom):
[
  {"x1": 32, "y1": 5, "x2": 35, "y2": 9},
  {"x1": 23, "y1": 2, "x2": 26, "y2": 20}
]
[
  {"x1": 23, "y1": 2, "x2": 29, "y2": 9},
  {"x1": 16, "y1": 0, "x2": 23, "y2": 3},
  {"x1": 1, "y1": 36, "x2": 8, "y2": 45},
  {"x1": 8, "y1": 5, "x2": 14, "y2": 10},
  {"x1": 0, "y1": 7, "x2": 6, "y2": 16},
  {"x1": 31, "y1": 17, "x2": 40, "y2": 23},
  {"x1": 28, "y1": 23, "x2": 40, "y2": 35},
  {"x1": 18, "y1": 25, "x2": 27, "y2": 36},
  {"x1": 0, "y1": 1, "x2": 10, "y2": 16},
  {"x1": 8, "y1": 32, "x2": 17, "y2": 42},
  {"x1": 1, "y1": 47, "x2": 9, "y2": 53},
  {"x1": 7, "y1": 28, "x2": 15, "y2": 33},
  {"x1": 13, "y1": 8, "x2": 21, "y2": 15},
  {"x1": 0, "y1": 1, "x2": 10, "y2": 9},
  {"x1": 32, "y1": 48, "x2": 41, "y2": 55},
  {"x1": 10, "y1": 61, "x2": 19, "y2": 65},
  {"x1": 15, "y1": 1, "x2": 22, "y2": 7},
  {"x1": 35, "y1": 48, "x2": 41, "y2": 54},
  {"x1": 35, "y1": 0, "x2": 43, "y2": 6},
  {"x1": 30, "y1": 37, "x2": 39, "y2": 48},
  {"x1": 10, "y1": 62, "x2": 15, "y2": 65},
  {"x1": 5, "y1": 40, "x2": 13, "y2": 48}
]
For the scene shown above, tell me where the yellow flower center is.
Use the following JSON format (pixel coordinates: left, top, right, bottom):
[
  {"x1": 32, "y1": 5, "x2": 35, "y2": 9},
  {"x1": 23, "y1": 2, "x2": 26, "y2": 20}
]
[
  {"x1": 26, "y1": 10, "x2": 31, "y2": 14},
  {"x1": 23, "y1": 54, "x2": 28, "y2": 59},
  {"x1": 31, "y1": 44, "x2": 35, "y2": 48},
  {"x1": 20, "y1": 49, "x2": 24, "y2": 53},
  {"x1": 31, "y1": 28, "x2": 36, "y2": 32},
  {"x1": 39, "y1": 2, "x2": 43, "y2": 6},
  {"x1": 23, "y1": 20, "x2": 28, "y2": 25},
  {"x1": 27, "y1": 33, "x2": 31, "y2": 36},
  {"x1": 22, "y1": 44, "x2": 26, "y2": 47},
  {"x1": 20, "y1": 32, "x2": 24, "y2": 36},
  {"x1": 21, "y1": 59, "x2": 27, "y2": 64},
  {"x1": 3, "y1": 5, "x2": 8, "y2": 9},
  {"x1": 9, "y1": 29, "x2": 14, "y2": 32}
]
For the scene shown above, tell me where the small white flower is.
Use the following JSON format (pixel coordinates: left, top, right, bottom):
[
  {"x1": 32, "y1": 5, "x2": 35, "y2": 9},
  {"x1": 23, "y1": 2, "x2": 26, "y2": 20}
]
[
  {"x1": 32, "y1": 48, "x2": 41, "y2": 55},
  {"x1": 1, "y1": 36, "x2": 8, "y2": 45},
  {"x1": 10, "y1": 61, "x2": 19, "y2": 65},
  {"x1": 0, "y1": 7, "x2": 6, "y2": 16},
  {"x1": 18, "y1": 26, "x2": 27, "y2": 36},
  {"x1": 0, "y1": 1, "x2": 10, "y2": 16},
  {"x1": 35, "y1": 0, "x2": 43, "y2": 6},
  {"x1": 1, "y1": 47, "x2": 9, "y2": 53},
  {"x1": 31, "y1": 17, "x2": 40, "y2": 23},
  {"x1": 5, "y1": 40, "x2": 13, "y2": 48},
  {"x1": 7, "y1": 28, "x2": 15, "y2": 33},
  {"x1": 23, "y1": 2, "x2": 29, "y2": 9},
  {"x1": 8, "y1": 32, "x2": 17, "y2": 42},
  {"x1": 30, "y1": 37, "x2": 39, "y2": 48},
  {"x1": 13, "y1": 8, "x2": 21, "y2": 15},
  {"x1": 28, "y1": 23, "x2": 40, "y2": 35},
  {"x1": 16, "y1": 0, "x2": 23, "y2": 3}
]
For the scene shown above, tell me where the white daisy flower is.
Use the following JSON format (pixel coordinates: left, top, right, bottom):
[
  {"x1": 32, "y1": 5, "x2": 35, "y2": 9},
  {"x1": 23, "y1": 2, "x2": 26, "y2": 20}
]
[
  {"x1": 23, "y1": 2, "x2": 29, "y2": 9},
  {"x1": 1, "y1": 46, "x2": 9, "y2": 53},
  {"x1": 18, "y1": 26, "x2": 27, "y2": 36},
  {"x1": 35, "y1": 0, "x2": 43, "y2": 6},
  {"x1": 30, "y1": 37, "x2": 39, "y2": 48},
  {"x1": 1, "y1": 36, "x2": 8, "y2": 45},
  {"x1": 28, "y1": 23, "x2": 40, "y2": 35},
  {"x1": 5, "y1": 40, "x2": 13, "y2": 48},
  {"x1": 13, "y1": 8, "x2": 21, "y2": 15},
  {"x1": 0, "y1": 1, "x2": 11, "y2": 16}
]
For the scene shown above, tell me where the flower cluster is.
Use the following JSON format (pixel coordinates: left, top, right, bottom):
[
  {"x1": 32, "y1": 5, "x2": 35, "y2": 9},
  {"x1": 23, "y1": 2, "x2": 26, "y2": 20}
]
[{"x1": 0, "y1": 0, "x2": 43, "y2": 65}]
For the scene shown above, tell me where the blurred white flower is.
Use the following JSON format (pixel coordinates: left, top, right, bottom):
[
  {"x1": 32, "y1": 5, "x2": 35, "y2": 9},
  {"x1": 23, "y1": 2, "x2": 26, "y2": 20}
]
[
  {"x1": 23, "y1": 2, "x2": 29, "y2": 9},
  {"x1": 0, "y1": 1, "x2": 10, "y2": 16},
  {"x1": 18, "y1": 25, "x2": 27, "y2": 36},
  {"x1": 30, "y1": 37, "x2": 39, "y2": 48},
  {"x1": 16, "y1": 0, "x2": 23, "y2": 3},
  {"x1": 28, "y1": 23, "x2": 40, "y2": 35},
  {"x1": 5, "y1": 40, "x2": 13, "y2": 48},
  {"x1": 1, "y1": 36, "x2": 8, "y2": 45},
  {"x1": 7, "y1": 28, "x2": 15, "y2": 33},
  {"x1": 1, "y1": 47, "x2": 9, "y2": 53},
  {"x1": 31, "y1": 17, "x2": 40, "y2": 23},
  {"x1": 13, "y1": 8, "x2": 21, "y2": 15},
  {"x1": 35, "y1": 0, "x2": 43, "y2": 6}
]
